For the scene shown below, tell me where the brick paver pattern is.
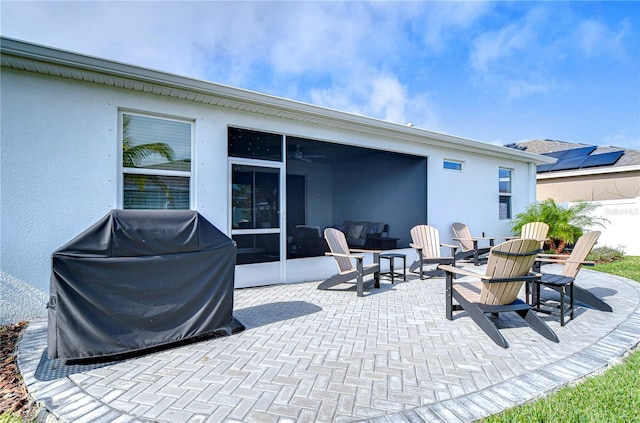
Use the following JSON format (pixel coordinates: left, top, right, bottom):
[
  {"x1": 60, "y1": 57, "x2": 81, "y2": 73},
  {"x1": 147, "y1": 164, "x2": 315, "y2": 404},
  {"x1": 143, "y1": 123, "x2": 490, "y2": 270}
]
[{"x1": 18, "y1": 265, "x2": 640, "y2": 423}]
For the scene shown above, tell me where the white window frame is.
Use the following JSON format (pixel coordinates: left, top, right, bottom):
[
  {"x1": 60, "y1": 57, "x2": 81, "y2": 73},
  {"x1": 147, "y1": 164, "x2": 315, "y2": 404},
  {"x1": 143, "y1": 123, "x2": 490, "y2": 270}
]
[
  {"x1": 443, "y1": 159, "x2": 463, "y2": 171},
  {"x1": 118, "y1": 110, "x2": 194, "y2": 209},
  {"x1": 499, "y1": 167, "x2": 513, "y2": 220}
]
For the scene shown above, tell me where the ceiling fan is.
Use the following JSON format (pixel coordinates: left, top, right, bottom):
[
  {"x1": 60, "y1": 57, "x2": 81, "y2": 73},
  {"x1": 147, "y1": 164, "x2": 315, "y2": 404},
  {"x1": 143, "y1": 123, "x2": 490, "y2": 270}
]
[{"x1": 288, "y1": 144, "x2": 326, "y2": 162}]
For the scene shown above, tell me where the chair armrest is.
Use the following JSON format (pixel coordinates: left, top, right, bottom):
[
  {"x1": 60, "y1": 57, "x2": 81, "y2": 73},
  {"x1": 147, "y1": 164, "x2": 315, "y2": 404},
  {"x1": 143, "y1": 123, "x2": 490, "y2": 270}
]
[
  {"x1": 537, "y1": 253, "x2": 567, "y2": 259},
  {"x1": 440, "y1": 243, "x2": 458, "y2": 250},
  {"x1": 410, "y1": 243, "x2": 422, "y2": 250},
  {"x1": 482, "y1": 273, "x2": 540, "y2": 283},
  {"x1": 438, "y1": 264, "x2": 539, "y2": 283},
  {"x1": 437, "y1": 264, "x2": 484, "y2": 279},
  {"x1": 452, "y1": 237, "x2": 477, "y2": 242},
  {"x1": 536, "y1": 257, "x2": 593, "y2": 266},
  {"x1": 349, "y1": 249, "x2": 381, "y2": 263},
  {"x1": 553, "y1": 259, "x2": 595, "y2": 266},
  {"x1": 325, "y1": 252, "x2": 364, "y2": 260}
]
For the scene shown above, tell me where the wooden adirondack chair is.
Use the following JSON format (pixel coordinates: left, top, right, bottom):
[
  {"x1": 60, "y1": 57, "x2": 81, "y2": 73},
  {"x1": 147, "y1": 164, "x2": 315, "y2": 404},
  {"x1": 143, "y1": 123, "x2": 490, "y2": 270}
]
[
  {"x1": 530, "y1": 231, "x2": 611, "y2": 325},
  {"x1": 451, "y1": 222, "x2": 495, "y2": 265},
  {"x1": 408, "y1": 225, "x2": 457, "y2": 279},
  {"x1": 438, "y1": 239, "x2": 558, "y2": 348},
  {"x1": 506, "y1": 222, "x2": 549, "y2": 248},
  {"x1": 318, "y1": 228, "x2": 380, "y2": 297}
]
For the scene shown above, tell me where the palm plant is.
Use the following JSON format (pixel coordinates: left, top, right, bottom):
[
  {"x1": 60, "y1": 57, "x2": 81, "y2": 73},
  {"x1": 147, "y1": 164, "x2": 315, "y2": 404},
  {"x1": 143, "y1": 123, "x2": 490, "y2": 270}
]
[
  {"x1": 511, "y1": 198, "x2": 609, "y2": 253},
  {"x1": 122, "y1": 115, "x2": 175, "y2": 168},
  {"x1": 122, "y1": 115, "x2": 176, "y2": 205}
]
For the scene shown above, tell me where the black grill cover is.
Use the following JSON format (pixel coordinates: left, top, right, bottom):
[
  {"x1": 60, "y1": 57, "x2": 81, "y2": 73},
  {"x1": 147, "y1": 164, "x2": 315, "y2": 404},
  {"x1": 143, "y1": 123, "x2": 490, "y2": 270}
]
[{"x1": 48, "y1": 210, "x2": 236, "y2": 360}]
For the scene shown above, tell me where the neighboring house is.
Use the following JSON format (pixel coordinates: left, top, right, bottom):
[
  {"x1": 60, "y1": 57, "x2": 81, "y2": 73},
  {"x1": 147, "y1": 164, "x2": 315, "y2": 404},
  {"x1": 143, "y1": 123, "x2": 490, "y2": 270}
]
[
  {"x1": 0, "y1": 37, "x2": 553, "y2": 322},
  {"x1": 507, "y1": 139, "x2": 640, "y2": 255}
]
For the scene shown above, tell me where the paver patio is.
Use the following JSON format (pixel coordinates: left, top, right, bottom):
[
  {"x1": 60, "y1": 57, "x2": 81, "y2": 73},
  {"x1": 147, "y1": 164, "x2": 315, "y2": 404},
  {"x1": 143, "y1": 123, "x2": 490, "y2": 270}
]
[{"x1": 18, "y1": 264, "x2": 640, "y2": 422}]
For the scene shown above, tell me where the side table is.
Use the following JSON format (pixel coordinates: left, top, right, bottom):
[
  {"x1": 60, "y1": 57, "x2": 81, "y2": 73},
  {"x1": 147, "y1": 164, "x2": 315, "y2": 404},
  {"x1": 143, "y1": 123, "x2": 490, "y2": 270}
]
[{"x1": 379, "y1": 253, "x2": 406, "y2": 284}]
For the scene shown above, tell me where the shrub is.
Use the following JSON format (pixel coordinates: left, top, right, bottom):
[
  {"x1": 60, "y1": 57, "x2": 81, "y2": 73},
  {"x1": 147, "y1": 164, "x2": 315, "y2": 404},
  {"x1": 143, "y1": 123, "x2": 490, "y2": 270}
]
[
  {"x1": 588, "y1": 245, "x2": 626, "y2": 263},
  {"x1": 511, "y1": 199, "x2": 609, "y2": 253}
]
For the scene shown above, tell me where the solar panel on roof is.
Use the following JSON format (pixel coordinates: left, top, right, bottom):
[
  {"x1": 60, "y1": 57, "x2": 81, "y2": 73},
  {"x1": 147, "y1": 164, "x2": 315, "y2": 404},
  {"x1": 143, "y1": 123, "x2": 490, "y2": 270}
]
[
  {"x1": 537, "y1": 149, "x2": 625, "y2": 172},
  {"x1": 536, "y1": 163, "x2": 555, "y2": 172},
  {"x1": 548, "y1": 156, "x2": 589, "y2": 172},
  {"x1": 581, "y1": 151, "x2": 624, "y2": 168},
  {"x1": 543, "y1": 146, "x2": 596, "y2": 160}
]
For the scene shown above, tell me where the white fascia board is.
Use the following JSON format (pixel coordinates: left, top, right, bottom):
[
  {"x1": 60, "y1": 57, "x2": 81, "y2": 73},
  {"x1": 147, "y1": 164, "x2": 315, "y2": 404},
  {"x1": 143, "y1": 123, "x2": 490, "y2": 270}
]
[
  {"x1": 537, "y1": 165, "x2": 640, "y2": 180},
  {"x1": 1, "y1": 36, "x2": 553, "y2": 165}
]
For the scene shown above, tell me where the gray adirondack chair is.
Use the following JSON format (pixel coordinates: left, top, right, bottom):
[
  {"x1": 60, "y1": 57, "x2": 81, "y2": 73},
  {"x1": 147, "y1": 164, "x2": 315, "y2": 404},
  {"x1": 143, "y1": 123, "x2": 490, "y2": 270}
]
[
  {"x1": 408, "y1": 225, "x2": 456, "y2": 279},
  {"x1": 438, "y1": 239, "x2": 558, "y2": 348},
  {"x1": 531, "y1": 231, "x2": 611, "y2": 325},
  {"x1": 318, "y1": 228, "x2": 380, "y2": 297},
  {"x1": 451, "y1": 222, "x2": 495, "y2": 265}
]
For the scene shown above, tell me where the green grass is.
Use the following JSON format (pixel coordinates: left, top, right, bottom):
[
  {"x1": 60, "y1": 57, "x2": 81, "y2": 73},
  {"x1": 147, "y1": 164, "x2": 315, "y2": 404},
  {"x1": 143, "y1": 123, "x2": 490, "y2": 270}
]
[
  {"x1": 593, "y1": 256, "x2": 640, "y2": 282},
  {"x1": 0, "y1": 413, "x2": 26, "y2": 423},
  {"x1": 482, "y1": 256, "x2": 640, "y2": 422}
]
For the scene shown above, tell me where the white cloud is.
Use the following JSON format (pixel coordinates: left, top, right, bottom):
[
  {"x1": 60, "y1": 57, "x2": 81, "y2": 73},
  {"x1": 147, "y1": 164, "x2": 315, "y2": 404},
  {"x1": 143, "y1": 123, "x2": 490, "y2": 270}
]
[
  {"x1": 470, "y1": 21, "x2": 536, "y2": 73},
  {"x1": 309, "y1": 72, "x2": 440, "y2": 129},
  {"x1": 468, "y1": 5, "x2": 565, "y2": 100},
  {"x1": 419, "y1": 1, "x2": 493, "y2": 51},
  {"x1": 574, "y1": 18, "x2": 630, "y2": 59}
]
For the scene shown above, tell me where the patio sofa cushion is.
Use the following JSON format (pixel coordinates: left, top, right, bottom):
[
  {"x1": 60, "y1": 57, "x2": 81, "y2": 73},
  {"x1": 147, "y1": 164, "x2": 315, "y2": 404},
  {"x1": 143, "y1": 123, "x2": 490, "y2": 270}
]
[{"x1": 335, "y1": 220, "x2": 388, "y2": 248}]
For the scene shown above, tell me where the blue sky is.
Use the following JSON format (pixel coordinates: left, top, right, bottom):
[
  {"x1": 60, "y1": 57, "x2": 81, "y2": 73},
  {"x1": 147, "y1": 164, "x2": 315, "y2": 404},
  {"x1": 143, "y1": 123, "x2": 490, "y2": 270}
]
[{"x1": 2, "y1": 1, "x2": 639, "y2": 150}]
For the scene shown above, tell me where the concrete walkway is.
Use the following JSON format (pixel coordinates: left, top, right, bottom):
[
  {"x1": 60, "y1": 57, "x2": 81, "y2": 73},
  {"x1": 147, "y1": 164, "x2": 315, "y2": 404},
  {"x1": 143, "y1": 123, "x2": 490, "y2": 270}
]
[{"x1": 18, "y1": 265, "x2": 640, "y2": 422}]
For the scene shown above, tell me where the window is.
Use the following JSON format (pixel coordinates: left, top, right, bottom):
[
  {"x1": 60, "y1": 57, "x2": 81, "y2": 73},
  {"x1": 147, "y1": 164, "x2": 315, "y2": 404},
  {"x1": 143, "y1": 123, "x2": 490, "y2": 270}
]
[
  {"x1": 443, "y1": 159, "x2": 463, "y2": 171},
  {"x1": 499, "y1": 168, "x2": 512, "y2": 219},
  {"x1": 228, "y1": 127, "x2": 282, "y2": 161},
  {"x1": 122, "y1": 113, "x2": 192, "y2": 209}
]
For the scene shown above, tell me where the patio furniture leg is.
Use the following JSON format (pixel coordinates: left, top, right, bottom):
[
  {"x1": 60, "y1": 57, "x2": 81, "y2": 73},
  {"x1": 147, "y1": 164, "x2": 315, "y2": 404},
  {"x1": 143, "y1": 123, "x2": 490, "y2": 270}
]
[
  {"x1": 445, "y1": 272, "x2": 453, "y2": 320},
  {"x1": 516, "y1": 308, "x2": 559, "y2": 343},
  {"x1": 560, "y1": 285, "x2": 565, "y2": 326},
  {"x1": 390, "y1": 258, "x2": 395, "y2": 284},
  {"x1": 454, "y1": 290, "x2": 508, "y2": 348},
  {"x1": 357, "y1": 260, "x2": 364, "y2": 297},
  {"x1": 569, "y1": 282, "x2": 574, "y2": 321}
]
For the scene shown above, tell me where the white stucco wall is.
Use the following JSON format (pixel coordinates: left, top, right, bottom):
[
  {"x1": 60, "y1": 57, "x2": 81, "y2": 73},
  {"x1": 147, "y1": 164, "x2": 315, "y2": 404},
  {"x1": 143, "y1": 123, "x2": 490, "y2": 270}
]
[
  {"x1": 425, "y1": 146, "x2": 536, "y2": 243},
  {"x1": 1, "y1": 67, "x2": 539, "y2": 322}
]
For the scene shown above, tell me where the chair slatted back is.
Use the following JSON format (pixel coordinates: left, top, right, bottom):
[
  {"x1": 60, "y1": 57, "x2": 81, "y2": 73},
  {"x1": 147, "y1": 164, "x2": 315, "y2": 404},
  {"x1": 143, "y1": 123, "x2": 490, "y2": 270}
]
[
  {"x1": 410, "y1": 225, "x2": 441, "y2": 260},
  {"x1": 452, "y1": 222, "x2": 474, "y2": 252},
  {"x1": 324, "y1": 228, "x2": 354, "y2": 273},
  {"x1": 562, "y1": 231, "x2": 600, "y2": 278},
  {"x1": 480, "y1": 239, "x2": 540, "y2": 306},
  {"x1": 520, "y1": 222, "x2": 549, "y2": 243}
]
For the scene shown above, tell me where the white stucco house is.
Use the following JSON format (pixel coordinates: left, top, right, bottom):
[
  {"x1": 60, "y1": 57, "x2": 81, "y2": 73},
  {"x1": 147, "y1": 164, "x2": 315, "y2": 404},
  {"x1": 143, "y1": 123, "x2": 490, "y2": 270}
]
[{"x1": 0, "y1": 37, "x2": 554, "y2": 323}]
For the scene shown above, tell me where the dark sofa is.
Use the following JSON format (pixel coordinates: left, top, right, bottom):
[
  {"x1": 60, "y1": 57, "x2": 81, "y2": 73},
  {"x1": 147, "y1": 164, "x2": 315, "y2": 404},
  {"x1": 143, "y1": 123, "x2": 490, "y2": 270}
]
[{"x1": 334, "y1": 220, "x2": 389, "y2": 248}]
